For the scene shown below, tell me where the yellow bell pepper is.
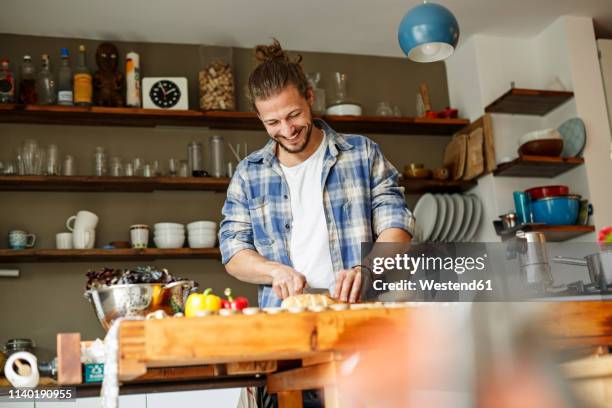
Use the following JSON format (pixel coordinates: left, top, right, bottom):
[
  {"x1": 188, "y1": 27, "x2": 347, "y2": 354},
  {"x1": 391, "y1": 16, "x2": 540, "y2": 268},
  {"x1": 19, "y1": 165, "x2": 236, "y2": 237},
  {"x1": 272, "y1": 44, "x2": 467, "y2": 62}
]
[{"x1": 185, "y1": 288, "x2": 222, "y2": 317}]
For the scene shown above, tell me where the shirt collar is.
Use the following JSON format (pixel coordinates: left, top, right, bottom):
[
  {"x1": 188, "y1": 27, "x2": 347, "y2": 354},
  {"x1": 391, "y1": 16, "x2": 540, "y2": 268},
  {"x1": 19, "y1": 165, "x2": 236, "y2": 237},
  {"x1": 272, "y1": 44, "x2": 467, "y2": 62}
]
[{"x1": 247, "y1": 119, "x2": 354, "y2": 165}]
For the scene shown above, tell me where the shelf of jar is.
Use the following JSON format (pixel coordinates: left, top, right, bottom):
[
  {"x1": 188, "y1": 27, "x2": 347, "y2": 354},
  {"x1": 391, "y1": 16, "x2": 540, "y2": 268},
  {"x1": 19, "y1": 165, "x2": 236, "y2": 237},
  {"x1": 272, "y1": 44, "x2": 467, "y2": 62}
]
[
  {"x1": 0, "y1": 247, "x2": 221, "y2": 262},
  {"x1": 0, "y1": 104, "x2": 470, "y2": 135},
  {"x1": 0, "y1": 175, "x2": 476, "y2": 194}
]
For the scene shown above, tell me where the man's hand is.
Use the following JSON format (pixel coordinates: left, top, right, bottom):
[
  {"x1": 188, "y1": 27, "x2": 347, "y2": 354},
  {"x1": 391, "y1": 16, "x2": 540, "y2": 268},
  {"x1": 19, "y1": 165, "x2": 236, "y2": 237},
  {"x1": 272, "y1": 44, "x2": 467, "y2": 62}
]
[
  {"x1": 270, "y1": 263, "x2": 307, "y2": 300},
  {"x1": 333, "y1": 266, "x2": 362, "y2": 303}
]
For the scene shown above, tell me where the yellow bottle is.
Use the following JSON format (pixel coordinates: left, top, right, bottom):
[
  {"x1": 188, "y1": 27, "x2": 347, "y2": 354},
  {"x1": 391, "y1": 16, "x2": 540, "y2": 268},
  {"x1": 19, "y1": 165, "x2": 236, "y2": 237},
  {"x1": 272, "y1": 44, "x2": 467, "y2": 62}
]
[{"x1": 73, "y1": 45, "x2": 92, "y2": 106}]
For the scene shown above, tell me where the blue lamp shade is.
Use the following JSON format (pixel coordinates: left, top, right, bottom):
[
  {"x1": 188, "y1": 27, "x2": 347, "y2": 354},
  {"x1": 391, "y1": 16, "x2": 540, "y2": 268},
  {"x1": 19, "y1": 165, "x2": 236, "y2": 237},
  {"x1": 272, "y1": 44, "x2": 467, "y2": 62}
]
[{"x1": 398, "y1": 2, "x2": 460, "y2": 63}]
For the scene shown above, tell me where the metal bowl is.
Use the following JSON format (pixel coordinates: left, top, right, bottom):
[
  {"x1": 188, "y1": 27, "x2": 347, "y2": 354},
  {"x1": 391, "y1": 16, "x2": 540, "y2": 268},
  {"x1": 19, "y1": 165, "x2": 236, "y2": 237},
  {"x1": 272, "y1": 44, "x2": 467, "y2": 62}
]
[{"x1": 84, "y1": 280, "x2": 196, "y2": 331}]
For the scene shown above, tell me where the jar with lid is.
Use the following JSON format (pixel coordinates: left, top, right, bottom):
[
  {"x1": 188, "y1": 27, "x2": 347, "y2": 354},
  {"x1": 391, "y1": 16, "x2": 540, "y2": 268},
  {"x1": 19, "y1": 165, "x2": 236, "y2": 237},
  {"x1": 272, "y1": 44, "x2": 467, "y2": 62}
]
[
  {"x1": 198, "y1": 46, "x2": 235, "y2": 111},
  {"x1": 208, "y1": 135, "x2": 226, "y2": 178}
]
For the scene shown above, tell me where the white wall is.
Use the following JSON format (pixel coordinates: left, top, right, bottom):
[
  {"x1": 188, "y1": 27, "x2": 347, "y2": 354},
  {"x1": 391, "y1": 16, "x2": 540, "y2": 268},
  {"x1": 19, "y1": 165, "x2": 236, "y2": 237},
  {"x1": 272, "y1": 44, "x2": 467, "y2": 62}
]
[{"x1": 445, "y1": 16, "x2": 609, "y2": 243}]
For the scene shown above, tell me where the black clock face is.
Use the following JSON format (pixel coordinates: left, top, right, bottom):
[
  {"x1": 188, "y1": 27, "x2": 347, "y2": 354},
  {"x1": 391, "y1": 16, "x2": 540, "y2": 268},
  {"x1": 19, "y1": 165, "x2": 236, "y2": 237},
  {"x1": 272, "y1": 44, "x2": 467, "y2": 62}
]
[{"x1": 149, "y1": 80, "x2": 181, "y2": 108}]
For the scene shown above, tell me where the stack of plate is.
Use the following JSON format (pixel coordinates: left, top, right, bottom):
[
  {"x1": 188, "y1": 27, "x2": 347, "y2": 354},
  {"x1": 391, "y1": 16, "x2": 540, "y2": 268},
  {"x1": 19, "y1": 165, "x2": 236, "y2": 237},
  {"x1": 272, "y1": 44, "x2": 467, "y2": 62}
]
[{"x1": 413, "y1": 193, "x2": 483, "y2": 242}]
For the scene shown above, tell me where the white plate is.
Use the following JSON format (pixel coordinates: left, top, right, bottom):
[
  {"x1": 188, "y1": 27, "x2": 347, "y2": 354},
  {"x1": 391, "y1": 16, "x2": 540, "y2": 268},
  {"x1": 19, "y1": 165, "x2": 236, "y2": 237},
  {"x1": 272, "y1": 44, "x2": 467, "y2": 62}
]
[
  {"x1": 438, "y1": 194, "x2": 455, "y2": 242},
  {"x1": 464, "y1": 195, "x2": 482, "y2": 242},
  {"x1": 446, "y1": 194, "x2": 465, "y2": 242},
  {"x1": 430, "y1": 195, "x2": 447, "y2": 242},
  {"x1": 455, "y1": 195, "x2": 473, "y2": 242},
  {"x1": 413, "y1": 193, "x2": 438, "y2": 242}
]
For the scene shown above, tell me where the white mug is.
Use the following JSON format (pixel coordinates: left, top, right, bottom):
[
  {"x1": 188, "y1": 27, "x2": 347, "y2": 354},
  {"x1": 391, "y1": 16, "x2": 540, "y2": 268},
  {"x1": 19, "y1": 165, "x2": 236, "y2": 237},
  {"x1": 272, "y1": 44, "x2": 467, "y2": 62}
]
[
  {"x1": 4, "y1": 351, "x2": 39, "y2": 388},
  {"x1": 73, "y1": 228, "x2": 95, "y2": 249},
  {"x1": 66, "y1": 210, "x2": 99, "y2": 232},
  {"x1": 130, "y1": 225, "x2": 149, "y2": 248},
  {"x1": 56, "y1": 232, "x2": 73, "y2": 249}
]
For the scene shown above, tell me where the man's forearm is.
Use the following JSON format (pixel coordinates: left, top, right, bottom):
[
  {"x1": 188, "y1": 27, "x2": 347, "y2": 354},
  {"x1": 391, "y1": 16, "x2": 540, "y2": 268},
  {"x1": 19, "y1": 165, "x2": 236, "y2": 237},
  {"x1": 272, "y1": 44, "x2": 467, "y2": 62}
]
[
  {"x1": 225, "y1": 249, "x2": 279, "y2": 285},
  {"x1": 376, "y1": 227, "x2": 412, "y2": 243}
]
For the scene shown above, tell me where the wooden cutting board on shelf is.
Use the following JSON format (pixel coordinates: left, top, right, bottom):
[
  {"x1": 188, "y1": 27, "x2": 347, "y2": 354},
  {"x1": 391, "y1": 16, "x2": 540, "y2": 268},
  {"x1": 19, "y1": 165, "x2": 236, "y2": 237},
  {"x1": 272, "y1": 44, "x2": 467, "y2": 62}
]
[
  {"x1": 463, "y1": 127, "x2": 485, "y2": 180},
  {"x1": 443, "y1": 132, "x2": 467, "y2": 180}
]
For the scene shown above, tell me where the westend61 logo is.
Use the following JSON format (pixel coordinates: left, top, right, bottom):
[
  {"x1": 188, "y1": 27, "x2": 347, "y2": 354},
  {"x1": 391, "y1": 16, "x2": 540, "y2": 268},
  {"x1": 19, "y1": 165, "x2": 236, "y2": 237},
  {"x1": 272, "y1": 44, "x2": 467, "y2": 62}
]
[{"x1": 371, "y1": 253, "x2": 488, "y2": 275}]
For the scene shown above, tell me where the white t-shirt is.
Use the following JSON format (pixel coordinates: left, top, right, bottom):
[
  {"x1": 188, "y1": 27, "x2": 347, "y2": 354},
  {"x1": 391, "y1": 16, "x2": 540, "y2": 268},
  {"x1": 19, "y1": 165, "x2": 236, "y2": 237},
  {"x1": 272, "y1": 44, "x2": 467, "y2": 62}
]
[{"x1": 280, "y1": 134, "x2": 335, "y2": 290}]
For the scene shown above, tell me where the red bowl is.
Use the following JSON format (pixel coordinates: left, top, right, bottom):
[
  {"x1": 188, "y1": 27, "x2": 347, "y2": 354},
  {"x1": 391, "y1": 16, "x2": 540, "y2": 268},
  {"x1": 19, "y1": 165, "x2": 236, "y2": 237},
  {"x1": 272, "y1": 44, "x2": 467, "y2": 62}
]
[{"x1": 525, "y1": 185, "x2": 569, "y2": 201}]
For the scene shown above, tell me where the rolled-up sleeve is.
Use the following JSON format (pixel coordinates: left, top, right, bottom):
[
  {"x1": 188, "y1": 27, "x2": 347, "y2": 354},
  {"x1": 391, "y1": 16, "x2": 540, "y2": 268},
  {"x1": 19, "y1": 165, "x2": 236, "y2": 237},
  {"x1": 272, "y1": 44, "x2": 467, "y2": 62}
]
[
  {"x1": 219, "y1": 166, "x2": 256, "y2": 264},
  {"x1": 369, "y1": 142, "x2": 415, "y2": 238}
]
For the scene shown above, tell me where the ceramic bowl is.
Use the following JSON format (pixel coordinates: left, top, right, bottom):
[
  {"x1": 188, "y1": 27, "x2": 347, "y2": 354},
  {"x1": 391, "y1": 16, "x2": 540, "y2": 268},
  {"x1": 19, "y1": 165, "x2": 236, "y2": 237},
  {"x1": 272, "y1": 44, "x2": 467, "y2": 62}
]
[
  {"x1": 154, "y1": 222, "x2": 184, "y2": 230},
  {"x1": 518, "y1": 139, "x2": 564, "y2": 156},
  {"x1": 519, "y1": 128, "x2": 561, "y2": 146},
  {"x1": 187, "y1": 221, "x2": 217, "y2": 230},
  {"x1": 531, "y1": 195, "x2": 580, "y2": 225},
  {"x1": 154, "y1": 235, "x2": 185, "y2": 249},
  {"x1": 188, "y1": 235, "x2": 216, "y2": 248},
  {"x1": 325, "y1": 103, "x2": 362, "y2": 116}
]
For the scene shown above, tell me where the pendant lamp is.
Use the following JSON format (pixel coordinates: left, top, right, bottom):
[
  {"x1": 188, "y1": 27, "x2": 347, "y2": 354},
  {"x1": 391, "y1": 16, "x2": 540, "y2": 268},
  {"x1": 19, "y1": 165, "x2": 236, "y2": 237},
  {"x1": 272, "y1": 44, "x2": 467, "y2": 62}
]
[{"x1": 398, "y1": 1, "x2": 460, "y2": 63}]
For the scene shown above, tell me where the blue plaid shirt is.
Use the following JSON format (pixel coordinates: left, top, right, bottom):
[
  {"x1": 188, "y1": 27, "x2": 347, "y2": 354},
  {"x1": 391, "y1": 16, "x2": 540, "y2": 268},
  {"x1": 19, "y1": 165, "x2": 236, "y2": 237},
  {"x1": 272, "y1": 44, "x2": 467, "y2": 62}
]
[{"x1": 219, "y1": 119, "x2": 415, "y2": 307}]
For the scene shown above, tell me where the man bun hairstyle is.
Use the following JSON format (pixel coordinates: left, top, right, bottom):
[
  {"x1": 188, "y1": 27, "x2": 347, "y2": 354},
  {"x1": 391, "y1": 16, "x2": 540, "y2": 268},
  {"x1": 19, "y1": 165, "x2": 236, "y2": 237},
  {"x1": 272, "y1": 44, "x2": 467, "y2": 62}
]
[{"x1": 248, "y1": 39, "x2": 309, "y2": 108}]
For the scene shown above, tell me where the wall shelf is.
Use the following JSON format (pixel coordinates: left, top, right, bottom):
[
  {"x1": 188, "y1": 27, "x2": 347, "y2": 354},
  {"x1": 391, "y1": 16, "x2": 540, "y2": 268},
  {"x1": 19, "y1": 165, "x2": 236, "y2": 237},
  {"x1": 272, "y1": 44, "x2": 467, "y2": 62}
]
[
  {"x1": 0, "y1": 175, "x2": 231, "y2": 192},
  {"x1": 0, "y1": 104, "x2": 469, "y2": 135},
  {"x1": 493, "y1": 155, "x2": 584, "y2": 177},
  {"x1": 0, "y1": 175, "x2": 476, "y2": 194},
  {"x1": 497, "y1": 224, "x2": 595, "y2": 242},
  {"x1": 485, "y1": 88, "x2": 574, "y2": 116},
  {"x1": 0, "y1": 247, "x2": 221, "y2": 262}
]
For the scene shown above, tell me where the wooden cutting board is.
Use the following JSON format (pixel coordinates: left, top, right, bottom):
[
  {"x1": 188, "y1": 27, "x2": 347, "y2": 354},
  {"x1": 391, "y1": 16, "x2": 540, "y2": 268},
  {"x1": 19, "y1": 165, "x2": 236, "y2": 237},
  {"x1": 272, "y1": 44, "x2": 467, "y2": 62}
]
[
  {"x1": 443, "y1": 133, "x2": 467, "y2": 180},
  {"x1": 463, "y1": 127, "x2": 484, "y2": 180}
]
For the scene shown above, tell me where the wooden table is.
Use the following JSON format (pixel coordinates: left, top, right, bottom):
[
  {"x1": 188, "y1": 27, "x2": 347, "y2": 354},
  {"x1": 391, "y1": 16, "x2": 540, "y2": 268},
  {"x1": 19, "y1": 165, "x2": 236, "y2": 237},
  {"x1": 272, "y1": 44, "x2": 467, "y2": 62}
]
[{"x1": 57, "y1": 301, "x2": 612, "y2": 407}]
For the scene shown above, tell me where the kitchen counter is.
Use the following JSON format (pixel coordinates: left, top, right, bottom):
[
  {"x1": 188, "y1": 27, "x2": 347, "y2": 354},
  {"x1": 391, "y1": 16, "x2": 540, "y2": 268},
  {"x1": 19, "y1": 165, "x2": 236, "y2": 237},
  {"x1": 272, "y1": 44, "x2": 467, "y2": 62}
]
[{"x1": 52, "y1": 301, "x2": 611, "y2": 407}]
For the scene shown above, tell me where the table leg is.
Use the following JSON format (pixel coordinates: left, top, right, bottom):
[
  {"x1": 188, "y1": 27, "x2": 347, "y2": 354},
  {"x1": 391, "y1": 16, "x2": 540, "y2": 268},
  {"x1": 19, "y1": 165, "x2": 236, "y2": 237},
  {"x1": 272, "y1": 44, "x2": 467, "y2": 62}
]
[{"x1": 278, "y1": 390, "x2": 303, "y2": 408}]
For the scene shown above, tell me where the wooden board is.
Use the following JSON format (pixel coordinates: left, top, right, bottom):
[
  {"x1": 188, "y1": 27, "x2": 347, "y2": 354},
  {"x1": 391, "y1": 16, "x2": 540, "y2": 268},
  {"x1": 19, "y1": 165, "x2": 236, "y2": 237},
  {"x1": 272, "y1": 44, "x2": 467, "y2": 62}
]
[
  {"x1": 457, "y1": 114, "x2": 496, "y2": 175},
  {"x1": 485, "y1": 88, "x2": 574, "y2": 116},
  {"x1": 443, "y1": 133, "x2": 467, "y2": 180},
  {"x1": 494, "y1": 155, "x2": 585, "y2": 177}
]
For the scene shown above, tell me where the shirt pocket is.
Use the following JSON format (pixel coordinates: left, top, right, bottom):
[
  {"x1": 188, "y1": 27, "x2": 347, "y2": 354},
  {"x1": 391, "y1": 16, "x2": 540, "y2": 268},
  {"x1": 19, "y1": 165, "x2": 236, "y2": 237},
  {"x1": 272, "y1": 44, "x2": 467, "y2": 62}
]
[{"x1": 248, "y1": 196, "x2": 275, "y2": 247}]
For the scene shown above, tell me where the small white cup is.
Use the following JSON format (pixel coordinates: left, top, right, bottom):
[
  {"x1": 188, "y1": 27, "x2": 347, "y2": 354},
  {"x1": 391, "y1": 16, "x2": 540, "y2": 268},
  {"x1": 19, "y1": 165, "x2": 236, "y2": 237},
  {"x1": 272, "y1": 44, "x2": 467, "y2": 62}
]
[
  {"x1": 73, "y1": 228, "x2": 95, "y2": 249},
  {"x1": 56, "y1": 232, "x2": 73, "y2": 249},
  {"x1": 130, "y1": 225, "x2": 149, "y2": 248}
]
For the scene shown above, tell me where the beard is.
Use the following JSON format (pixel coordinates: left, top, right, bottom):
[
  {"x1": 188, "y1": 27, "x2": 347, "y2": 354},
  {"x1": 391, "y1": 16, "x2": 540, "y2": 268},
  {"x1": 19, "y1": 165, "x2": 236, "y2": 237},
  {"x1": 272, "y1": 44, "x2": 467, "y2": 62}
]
[{"x1": 274, "y1": 119, "x2": 314, "y2": 154}]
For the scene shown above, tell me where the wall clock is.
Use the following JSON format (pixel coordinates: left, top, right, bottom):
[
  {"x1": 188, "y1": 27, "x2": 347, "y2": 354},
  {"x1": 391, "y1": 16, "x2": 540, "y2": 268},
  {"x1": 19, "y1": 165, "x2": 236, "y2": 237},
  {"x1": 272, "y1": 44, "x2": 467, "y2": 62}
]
[{"x1": 142, "y1": 77, "x2": 188, "y2": 110}]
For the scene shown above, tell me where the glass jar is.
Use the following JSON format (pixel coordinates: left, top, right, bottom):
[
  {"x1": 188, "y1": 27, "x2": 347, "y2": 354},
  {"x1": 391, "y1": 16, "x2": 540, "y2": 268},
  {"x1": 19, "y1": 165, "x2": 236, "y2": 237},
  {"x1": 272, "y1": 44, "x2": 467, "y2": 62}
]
[
  {"x1": 208, "y1": 135, "x2": 226, "y2": 178},
  {"x1": 306, "y1": 72, "x2": 326, "y2": 115},
  {"x1": 93, "y1": 146, "x2": 107, "y2": 176},
  {"x1": 45, "y1": 144, "x2": 60, "y2": 175},
  {"x1": 198, "y1": 47, "x2": 235, "y2": 111},
  {"x1": 188, "y1": 141, "x2": 204, "y2": 174},
  {"x1": 62, "y1": 155, "x2": 76, "y2": 176},
  {"x1": 376, "y1": 102, "x2": 394, "y2": 116}
]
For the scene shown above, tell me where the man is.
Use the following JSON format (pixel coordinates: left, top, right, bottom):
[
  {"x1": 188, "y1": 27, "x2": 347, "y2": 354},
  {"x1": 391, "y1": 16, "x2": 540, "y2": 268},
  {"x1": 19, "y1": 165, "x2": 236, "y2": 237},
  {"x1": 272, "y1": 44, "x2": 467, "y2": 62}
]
[{"x1": 219, "y1": 40, "x2": 414, "y2": 308}]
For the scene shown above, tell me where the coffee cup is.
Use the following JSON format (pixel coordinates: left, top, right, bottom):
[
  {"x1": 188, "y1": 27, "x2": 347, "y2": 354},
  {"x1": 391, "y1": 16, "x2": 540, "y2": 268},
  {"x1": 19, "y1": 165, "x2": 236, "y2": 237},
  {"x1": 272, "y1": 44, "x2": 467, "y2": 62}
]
[
  {"x1": 130, "y1": 224, "x2": 149, "y2": 248},
  {"x1": 8, "y1": 230, "x2": 36, "y2": 250},
  {"x1": 56, "y1": 232, "x2": 73, "y2": 249},
  {"x1": 66, "y1": 210, "x2": 99, "y2": 232},
  {"x1": 73, "y1": 229, "x2": 95, "y2": 249}
]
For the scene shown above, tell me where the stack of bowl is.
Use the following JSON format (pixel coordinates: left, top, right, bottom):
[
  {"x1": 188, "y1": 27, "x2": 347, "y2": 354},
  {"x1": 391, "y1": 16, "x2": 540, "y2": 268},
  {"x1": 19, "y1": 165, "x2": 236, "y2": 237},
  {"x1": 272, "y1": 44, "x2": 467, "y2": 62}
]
[
  {"x1": 187, "y1": 221, "x2": 217, "y2": 248},
  {"x1": 525, "y1": 185, "x2": 580, "y2": 225},
  {"x1": 153, "y1": 223, "x2": 185, "y2": 248},
  {"x1": 518, "y1": 128, "x2": 564, "y2": 156}
]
